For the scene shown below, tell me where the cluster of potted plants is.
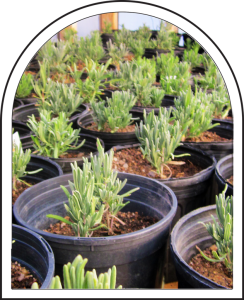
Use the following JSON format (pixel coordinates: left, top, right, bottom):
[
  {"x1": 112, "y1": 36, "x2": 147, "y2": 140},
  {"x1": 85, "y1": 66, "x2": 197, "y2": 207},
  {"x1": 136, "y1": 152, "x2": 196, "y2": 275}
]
[{"x1": 12, "y1": 20, "x2": 233, "y2": 289}]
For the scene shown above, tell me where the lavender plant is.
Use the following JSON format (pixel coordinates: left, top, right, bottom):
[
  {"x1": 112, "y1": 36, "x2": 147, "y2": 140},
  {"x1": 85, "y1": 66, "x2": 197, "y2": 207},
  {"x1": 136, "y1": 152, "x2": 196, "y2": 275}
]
[
  {"x1": 27, "y1": 110, "x2": 85, "y2": 158},
  {"x1": 47, "y1": 140, "x2": 139, "y2": 236},
  {"x1": 90, "y1": 91, "x2": 137, "y2": 133},
  {"x1": 135, "y1": 108, "x2": 190, "y2": 179},
  {"x1": 197, "y1": 185, "x2": 233, "y2": 272}
]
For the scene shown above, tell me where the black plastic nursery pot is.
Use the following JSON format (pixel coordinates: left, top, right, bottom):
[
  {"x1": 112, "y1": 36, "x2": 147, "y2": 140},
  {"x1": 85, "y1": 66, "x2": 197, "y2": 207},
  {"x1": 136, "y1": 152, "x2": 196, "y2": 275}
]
[
  {"x1": 132, "y1": 95, "x2": 176, "y2": 115},
  {"x1": 144, "y1": 48, "x2": 170, "y2": 59},
  {"x1": 12, "y1": 120, "x2": 31, "y2": 137},
  {"x1": 12, "y1": 224, "x2": 55, "y2": 289},
  {"x1": 12, "y1": 103, "x2": 89, "y2": 129},
  {"x1": 182, "y1": 122, "x2": 233, "y2": 162},
  {"x1": 170, "y1": 205, "x2": 228, "y2": 289},
  {"x1": 76, "y1": 110, "x2": 144, "y2": 151},
  {"x1": 111, "y1": 143, "x2": 216, "y2": 283},
  {"x1": 12, "y1": 155, "x2": 63, "y2": 224},
  {"x1": 15, "y1": 96, "x2": 37, "y2": 105},
  {"x1": 13, "y1": 172, "x2": 177, "y2": 289},
  {"x1": 19, "y1": 134, "x2": 105, "y2": 174},
  {"x1": 215, "y1": 154, "x2": 233, "y2": 197},
  {"x1": 100, "y1": 33, "x2": 114, "y2": 47},
  {"x1": 212, "y1": 115, "x2": 234, "y2": 130},
  {"x1": 13, "y1": 99, "x2": 24, "y2": 109}
]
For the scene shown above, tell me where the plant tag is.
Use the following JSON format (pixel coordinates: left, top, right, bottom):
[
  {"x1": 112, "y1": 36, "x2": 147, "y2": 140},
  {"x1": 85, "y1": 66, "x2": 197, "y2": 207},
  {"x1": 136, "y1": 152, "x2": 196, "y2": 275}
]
[
  {"x1": 179, "y1": 35, "x2": 184, "y2": 47},
  {"x1": 13, "y1": 132, "x2": 22, "y2": 152}
]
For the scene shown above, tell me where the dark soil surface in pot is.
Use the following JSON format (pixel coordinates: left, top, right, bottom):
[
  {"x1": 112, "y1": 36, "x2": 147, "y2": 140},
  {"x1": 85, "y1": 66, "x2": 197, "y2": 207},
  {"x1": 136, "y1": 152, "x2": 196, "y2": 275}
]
[
  {"x1": 12, "y1": 180, "x2": 35, "y2": 205},
  {"x1": 84, "y1": 122, "x2": 136, "y2": 133},
  {"x1": 112, "y1": 147, "x2": 202, "y2": 179},
  {"x1": 188, "y1": 244, "x2": 233, "y2": 289},
  {"x1": 11, "y1": 261, "x2": 41, "y2": 289},
  {"x1": 44, "y1": 211, "x2": 158, "y2": 237},
  {"x1": 226, "y1": 175, "x2": 233, "y2": 185},
  {"x1": 185, "y1": 131, "x2": 232, "y2": 143}
]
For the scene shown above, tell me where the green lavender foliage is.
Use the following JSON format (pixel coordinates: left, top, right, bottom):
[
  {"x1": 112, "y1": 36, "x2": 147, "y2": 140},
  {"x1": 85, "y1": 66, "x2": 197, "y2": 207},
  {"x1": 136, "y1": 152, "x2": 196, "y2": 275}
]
[
  {"x1": 156, "y1": 53, "x2": 191, "y2": 95},
  {"x1": 75, "y1": 31, "x2": 105, "y2": 62},
  {"x1": 102, "y1": 20, "x2": 113, "y2": 34},
  {"x1": 37, "y1": 82, "x2": 83, "y2": 118},
  {"x1": 183, "y1": 42, "x2": 204, "y2": 69},
  {"x1": 198, "y1": 185, "x2": 233, "y2": 271},
  {"x1": 72, "y1": 58, "x2": 113, "y2": 103},
  {"x1": 91, "y1": 91, "x2": 137, "y2": 132},
  {"x1": 128, "y1": 38, "x2": 147, "y2": 59},
  {"x1": 47, "y1": 161, "x2": 105, "y2": 237},
  {"x1": 31, "y1": 255, "x2": 122, "y2": 289},
  {"x1": 135, "y1": 108, "x2": 190, "y2": 178},
  {"x1": 133, "y1": 76, "x2": 165, "y2": 107},
  {"x1": 156, "y1": 52, "x2": 180, "y2": 75},
  {"x1": 31, "y1": 60, "x2": 55, "y2": 102},
  {"x1": 211, "y1": 88, "x2": 231, "y2": 119},
  {"x1": 15, "y1": 73, "x2": 34, "y2": 98},
  {"x1": 116, "y1": 58, "x2": 156, "y2": 91},
  {"x1": 89, "y1": 140, "x2": 139, "y2": 232},
  {"x1": 149, "y1": 21, "x2": 173, "y2": 51},
  {"x1": 12, "y1": 138, "x2": 42, "y2": 190},
  {"x1": 47, "y1": 139, "x2": 139, "y2": 235},
  {"x1": 134, "y1": 24, "x2": 152, "y2": 41},
  {"x1": 113, "y1": 25, "x2": 132, "y2": 47},
  {"x1": 173, "y1": 87, "x2": 220, "y2": 139},
  {"x1": 106, "y1": 40, "x2": 129, "y2": 66},
  {"x1": 196, "y1": 61, "x2": 225, "y2": 91},
  {"x1": 27, "y1": 110, "x2": 85, "y2": 158},
  {"x1": 62, "y1": 27, "x2": 78, "y2": 42},
  {"x1": 37, "y1": 40, "x2": 54, "y2": 63}
]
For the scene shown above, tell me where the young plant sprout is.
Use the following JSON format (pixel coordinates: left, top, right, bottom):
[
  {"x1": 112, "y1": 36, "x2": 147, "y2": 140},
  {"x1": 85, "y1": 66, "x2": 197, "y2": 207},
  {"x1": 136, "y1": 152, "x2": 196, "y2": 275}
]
[
  {"x1": 135, "y1": 108, "x2": 190, "y2": 179},
  {"x1": 47, "y1": 140, "x2": 139, "y2": 236},
  {"x1": 90, "y1": 90, "x2": 137, "y2": 133},
  {"x1": 12, "y1": 132, "x2": 42, "y2": 190},
  {"x1": 113, "y1": 25, "x2": 132, "y2": 47},
  {"x1": 31, "y1": 254, "x2": 122, "y2": 289},
  {"x1": 15, "y1": 73, "x2": 34, "y2": 98},
  {"x1": 197, "y1": 184, "x2": 233, "y2": 272},
  {"x1": 211, "y1": 88, "x2": 231, "y2": 119},
  {"x1": 149, "y1": 21, "x2": 173, "y2": 51},
  {"x1": 173, "y1": 87, "x2": 220, "y2": 139},
  {"x1": 27, "y1": 110, "x2": 85, "y2": 158}
]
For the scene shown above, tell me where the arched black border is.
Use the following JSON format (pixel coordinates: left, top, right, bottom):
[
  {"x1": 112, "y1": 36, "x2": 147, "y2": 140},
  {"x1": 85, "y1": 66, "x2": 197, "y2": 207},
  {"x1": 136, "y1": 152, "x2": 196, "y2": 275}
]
[{"x1": 1, "y1": 0, "x2": 243, "y2": 298}]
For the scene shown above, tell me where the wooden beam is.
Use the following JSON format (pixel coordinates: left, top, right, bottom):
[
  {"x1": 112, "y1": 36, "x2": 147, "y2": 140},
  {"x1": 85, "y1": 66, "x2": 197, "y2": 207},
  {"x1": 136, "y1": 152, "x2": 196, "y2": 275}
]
[{"x1": 100, "y1": 13, "x2": 118, "y2": 32}]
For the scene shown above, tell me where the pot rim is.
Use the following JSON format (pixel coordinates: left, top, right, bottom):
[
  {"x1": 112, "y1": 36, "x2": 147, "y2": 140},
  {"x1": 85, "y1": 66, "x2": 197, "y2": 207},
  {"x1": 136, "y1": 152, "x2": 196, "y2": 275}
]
[{"x1": 14, "y1": 172, "x2": 178, "y2": 244}]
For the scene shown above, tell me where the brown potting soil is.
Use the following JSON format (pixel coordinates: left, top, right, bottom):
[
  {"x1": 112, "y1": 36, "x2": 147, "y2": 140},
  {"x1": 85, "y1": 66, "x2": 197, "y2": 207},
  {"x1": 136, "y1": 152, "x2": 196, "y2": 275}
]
[
  {"x1": 50, "y1": 73, "x2": 75, "y2": 84},
  {"x1": 112, "y1": 147, "x2": 202, "y2": 179},
  {"x1": 124, "y1": 53, "x2": 135, "y2": 61},
  {"x1": 188, "y1": 245, "x2": 233, "y2": 289},
  {"x1": 11, "y1": 261, "x2": 41, "y2": 289},
  {"x1": 12, "y1": 180, "x2": 35, "y2": 205},
  {"x1": 59, "y1": 152, "x2": 86, "y2": 159},
  {"x1": 226, "y1": 175, "x2": 233, "y2": 185},
  {"x1": 185, "y1": 131, "x2": 232, "y2": 143},
  {"x1": 84, "y1": 122, "x2": 136, "y2": 133},
  {"x1": 24, "y1": 70, "x2": 37, "y2": 76},
  {"x1": 44, "y1": 211, "x2": 158, "y2": 237}
]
